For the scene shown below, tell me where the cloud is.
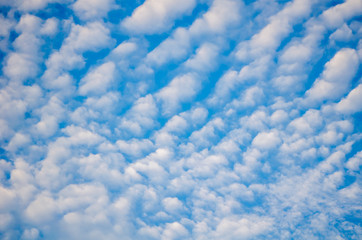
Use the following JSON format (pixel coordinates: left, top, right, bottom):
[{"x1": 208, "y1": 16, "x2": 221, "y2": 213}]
[
  {"x1": 303, "y1": 48, "x2": 359, "y2": 106},
  {"x1": 3, "y1": 14, "x2": 43, "y2": 83},
  {"x1": 116, "y1": 138, "x2": 154, "y2": 158},
  {"x1": 329, "y1": 23, "x2": 353, "y2": 43},
  {"x1": 43, "y1": 21, "x2": 114, "y2": 87},
  {"x1": 213, "y1": 216, "x2": 274, "y2": 239},
  {"x1": 5, "y1": 0, "x2": 72, "y2": 12},
  {"x1": 335, "y1": 83, "x2": 362, "y2": 114},
  {"x1": 321, "y1": 0, "x2": 362, "y2": 29},
  {"x1": 162, "y1": 197, "x2": 184, "y2": 214},
  {"x1": 119, "y1": 94, "x2": 158, "y2": 136},
  {"x1": 288, "y1": 109, "x2": 323, "y2": 135},
  {"x1": 63, "y1": 21, "x2": 114, "y2": 52},
  {"x1": 121, "y1": 0, "x2": 196, "y2": 34},
  {"x1": 145, "y1": 27, "x2": 191, "y2": 67},
  {"x1": 189, "y1": 0, "x2": 243, "y2": 35},
  {"x1": 40, "y1": 17, "x2": 59, "y2": 36},
  {"x1": 156, "y1": 73, "x2": 200, "y2": 116},
  {"x1": 252, "y1": 130, "x2": 281, "y2": 150},
  {"x1": 1, "y1": 0, "x2": 362, "y2": 239},
  {"x1": 79, "y1": 62, "x2": 115, "y2": 96},
  {"x1": 162, "y1": 222, "x2": 189, "y2": 240},
  {"x1": 346, "y1": 151, "x2": 362, "y2": 171},
  {"x1": 183, "y1": 43, "x2": 219, "y2": 72},
  {"x1": 145, "y1": 0, "x2": 242, "y2": 68},
  {"x1": 235, "y1": 0, "x2": 316, "y2": 61},
  {"x1": 72, "y1": 0, "x2": 115, "y2": 20}
]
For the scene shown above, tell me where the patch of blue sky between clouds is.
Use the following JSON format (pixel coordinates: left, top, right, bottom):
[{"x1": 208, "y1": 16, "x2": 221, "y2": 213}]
[{"x1": 0, "y1": 0, "x2": 361, "y2": 239}]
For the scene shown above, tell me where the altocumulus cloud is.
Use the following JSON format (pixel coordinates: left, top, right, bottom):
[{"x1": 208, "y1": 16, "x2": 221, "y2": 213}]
[{"x1": 0, "y1": 0, "x2": 361, "y2": 239}]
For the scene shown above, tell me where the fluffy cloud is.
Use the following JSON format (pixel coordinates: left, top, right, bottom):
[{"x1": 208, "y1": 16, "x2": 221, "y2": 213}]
[
  {"x1": 3, "y1": 14, "x2": 43, "y2": 83},
  {"x1": 303, "y1": 48, "x2": 359, "y2": 106},
  {"x1": 0, "y1": 0, "x2": 361, "y2": 239},
  {"x1": 252, "y1": 130, "x2": 281, "y2": 150},
  {"x1": 72, "y1": 0, "x2": 115, "y2": 20},
  {"x1": 213, "y1": 216, "x2": 274, "y2": 239},
  {"x1": 189, "y1": 0, "x2": 242, "y2": 35},
  {"x1": 121, "y1": 0, "x2": 196, "y2": 34},
  {"x1": 42, "y1": 21, "x2": 114, "y2": 87},
  {"x1": 79, "y1": 62, "x2": 115, "y2": 96},
  {"x1": 145, "y1": 27, "x2": 191, "y2": 67},
  {"x1": 156, "y1": 73, "x2": 200, "y2": 116},
  {"x1": 119, "y1": 94, "x2": 158, "y2": 136},
  {"x1": 335, "y1": 83, "x2": 362, "y2": 114}
]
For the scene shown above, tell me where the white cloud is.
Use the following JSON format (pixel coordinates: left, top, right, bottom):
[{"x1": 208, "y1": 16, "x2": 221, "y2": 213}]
[
  {"x1": 131, "y1": 159, "x2": 168, "y2": 185},
  {"x1": 110, "y1": 41, "x2": 138, "y2": 58},
  {"x1": 0, "y1": 186, "x2": 16, "y2": 212},
  {"x1": 116, "y1": 138, "x2": 154, "y2": 158},
  {"x1": 79, "y1": 62, "x2": 115, "y2": 96},
  {"x1": 163, "y1": 115, "x2": 188, "y2": 133},
  {"x1": 321, "y1": 0, "x2": 362, "y2": 29},
  {"x1": 207, "y1": 70, "x2": 238, "y2": 106},
  {"x1": 35, "y1": 115, "x2": 59, "y2": 138},
  {"x1": 288, "y1": 109, "x2": 323, "y2": 135},
  {"x1": 304, "y1": 48, "x2": 359, "y2": 106},
  {"x1": 146, "y1": 27, "x2": 191, "y2": 66},
  {"x1": 64, "y1": 22, "x2": 114, "y2": 52},
  {"x1": 187, "y1": 107, "x2": 208, "y2": 126},
  {"x1": 270, "y1": 110, "x2": 289, "y2": 126},
  {"x1": 184, "y1": 43, "x2": 219, "y2": 72},
  {"x1": 84, "y1": 92, "x2": 120, "y2": 114},
  {"x1": 72, "y1": 0, "x2": 115, "y2": 20},
  {"x1": 62, "y1": 125, "x2": 103, "y2": 146},
  {"x1": 329, "y1": 23, "x2": 353, "y2": 43},
  {"x1": 24, "y1": 192, "x2": 58, "y2": 225},
  {"x1": 0, "y1": 15, "x2": 15, "y2": 52},
  {"x1": 317, "y1": 130, "x2": 344, "y2": 146},
  {"x1": 189, "y1": 117, "x2": 224, "y2": 148},
  {"x1": 145, "y1": 0, "x2": 242, "y2": 68},
  {"x1": 335, "y1": 83, "x2": 362, "y2": 114},
  {"x1": 121, "y1": 0, "x2": 196, "y2": 34},
  {"x1": 236, "y1": 0, "x2": 315, "y2": 61},
  {"x1": 43, "y1": 21, "x2": 114, "y2": 86},
  {"x1": 72, "y1": 154, "x2": 124, "y2": 187},
  {"x1": 0, "y1": 15, "x2": 14, "y2": 37},
  {"x1": 162, "y1": 197, "x2": 184, "y2": 214},
  {"x1": 231, "y1": 86, "x2": 265, "y2": 108},
  {"x1": 280, "y1": 137, "x2": 314, "y2": 156},
  {"x1": 11, "y1": 0, "x2": 72, "y2": 12},
  {"x1": 240, "y1": 110, "x2": 269, "y2": 132},
  {"x1": 209, "y1": 56, "x2": 271, "y2": 107},
  {"x1": 346, "y1": 151, "x2": 362, "y2": 171},
  {"x1": 189, "y1": 0, "x2": 243, "y2": 35},
  {"x1": 15, "y1": 14, "x2": 42, "y2": 33},
  {"x1": 213, "y1": 216, "x2": 274, "y2": 239},
  {"x1": 57, "y1": 183, "x2": 108, "y2": 213},
  {"x1": 1, "y1": 1, "x2": 361, "y2": 239},
  {"x1": 3, "y1": 53, "x2": 40, "y2": 82},
  {"x1": 21, "y1": 228, "x2": 40, "y2": 240},
  {"x1": 119, "y1": 94, "x2": 158, "y2": 136},
  {"x1": 156, "y1": 73, "x2": 200, "y2": 116},
  {"x1": 252, "y1": 130, "x2": 281, "y2": 150},
  {"x1": 3, "y1": 14, "x2": 43, "y2": 83},
  {"x1": 6, "y1": 132, "x2": 31, "y2": 152},
  {"x1": 162, "y1": 222, "x2": 189, "y2": 240},
  {"x1": 40, "y1": 17, "x2": 59, "y2": 36}
]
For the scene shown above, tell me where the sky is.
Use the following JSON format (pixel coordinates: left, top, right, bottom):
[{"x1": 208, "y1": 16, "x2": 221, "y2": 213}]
[{"x1": 0, "y1": 0, "x2": 361, "y2": 239}]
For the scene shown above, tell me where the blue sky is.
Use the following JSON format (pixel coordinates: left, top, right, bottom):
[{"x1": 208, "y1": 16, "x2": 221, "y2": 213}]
[{"x1": 0, "y1": 0, "x2": 361, "y2": 239}]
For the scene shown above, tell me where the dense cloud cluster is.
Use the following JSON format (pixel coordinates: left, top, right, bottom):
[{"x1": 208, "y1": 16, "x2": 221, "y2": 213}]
[{"x1": 0, "y1": 0, "x2": 361, "y2": 239}]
